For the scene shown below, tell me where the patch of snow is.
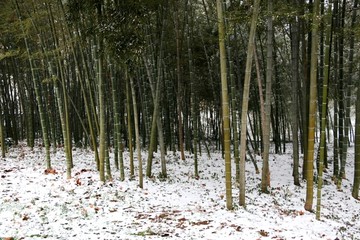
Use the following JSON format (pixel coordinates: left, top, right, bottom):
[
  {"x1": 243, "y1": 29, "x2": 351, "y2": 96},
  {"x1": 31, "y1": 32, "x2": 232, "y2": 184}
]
[{"x1": 0, "y1": 144, "x2": 359, "y2": 239}]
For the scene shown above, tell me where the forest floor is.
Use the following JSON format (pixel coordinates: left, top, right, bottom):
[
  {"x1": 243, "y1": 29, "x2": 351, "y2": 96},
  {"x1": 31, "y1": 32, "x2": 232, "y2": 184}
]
[{"x1": 0, "y1": 143, "x2": 359, "y2": 240}]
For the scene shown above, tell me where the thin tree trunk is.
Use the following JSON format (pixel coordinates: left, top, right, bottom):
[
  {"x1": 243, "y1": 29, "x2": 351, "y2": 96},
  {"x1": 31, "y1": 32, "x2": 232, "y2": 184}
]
[
  {"x1": 111, "y1": 64, "x2": 124, "y2": 180},
  {"x1": 341, "y1": 0, "x2": 357, "y2": 181},
  {"x1": 316, "y1": 0, "x2": 333, "y2": 220},
  {"x1": 351, "y1": 0, "x2": 359, "y2": 200},
  {"x1": 216, "y1": 0, "x2": 232, "y2": 210},
  {"x1": 129, "y1": 72, "x2": 143, "y2": 189},
  {"x1": 174, "y1": 2, "x2": 185, "y2": 161},
  {"x1": 261, "y1": 0, "x2": 273, "y2": 193},
  {"x1": 0, "y1": 104, "x2": 5, "y2": 158},
  {"x1": 187, "y1": 4, "x2": 199, "y2": 178},
  {"x1": 290, "y1": 0, "x2": 301, "y2": 186},
  {"x1": 97, "y1": 8, "x2": 106, "y2": 182},
  {"x1": 126, "y1": 77, "x2": 135, "y2": 178},
  {"x1": 238, "y1": 0, "x2": 261, "y2": 207},
  {"x1": 304, "y1": 0, "x2": 320, "y2": 212},
  {"x1": 353, "y1": 68, "x2": 360, "y2": 199}
]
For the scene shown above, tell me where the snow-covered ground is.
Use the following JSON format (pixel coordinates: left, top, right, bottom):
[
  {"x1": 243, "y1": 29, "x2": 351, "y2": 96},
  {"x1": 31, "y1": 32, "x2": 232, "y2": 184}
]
[{"x1": 0, "y1": 144, "x2": 359, "y2": 240}]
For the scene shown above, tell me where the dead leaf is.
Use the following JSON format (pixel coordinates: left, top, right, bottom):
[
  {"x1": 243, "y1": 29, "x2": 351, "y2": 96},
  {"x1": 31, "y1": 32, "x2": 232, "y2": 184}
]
[
  {"x1": 191, "y1": 220, "x2": 212, "y2": 226},
  {"x1": 230, "y1": 224, "x2": 242, "y2": 232},
  {"x1": 109, "y1": 208, "x2": 117, "y2": 213},
  {"x1": 259, "y1": 230, "x2": 269, "y2": 237},
  {"x1": 75, "y1": 178, "x2": 81, "y2": 186},
  {"x1": 157, "y1": 213, "x2": 169, "y2": 219},
  {"x1": 44, "y1": 169, "x2": 57, "y2": 175}
]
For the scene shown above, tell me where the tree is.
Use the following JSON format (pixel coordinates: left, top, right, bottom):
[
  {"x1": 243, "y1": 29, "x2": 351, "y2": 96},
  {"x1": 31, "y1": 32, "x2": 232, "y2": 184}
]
[
  {"x1": 351, "y1": 0, "x2": 359, "y2": 200},
  {"x1": 316, "y1": 0, "x2": 333, "y2": 220},
  {"x1": 13, "y1": 0, "x2": 52, "y2": 170},
  {"x1": 304, "y1": 0, "x2": 320, "y2": 212},
  {"x1": 261, "y1": 0, "x2": 273, "y2": 193},
  {"x1": 289, "y1": 0, "x2": 301, "y2": 186},
  {"x1": 238, "y1": 0, "x2": 261, "y2": 207},
  {"x1": 129, "y1": 71, "x2": 143, "y2": 188},
  {"x1": 353, "y1": 71, "x2": 360, "y2": 199},
  {"x1": 216, "y1": 0, "x2": 232, "y2": 210},
  {"x1": 0, "y1": 101, "x2": 5, "y2": 158}
]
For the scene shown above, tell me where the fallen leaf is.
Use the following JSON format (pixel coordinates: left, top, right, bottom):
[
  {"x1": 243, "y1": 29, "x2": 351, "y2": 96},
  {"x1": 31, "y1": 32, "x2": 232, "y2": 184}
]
[
  {"x1": 94, "y1": 207, "x2": 100, "y2": 213},
  {"x1": 230, "y1": 224, "x2": 242, "y2": 232},
  {"x1": 259, "y1": 230, "x2": 269, "y2": 237},
  {"x1": 76, "y1": 178, "x2": 81, "y2": 186},
  {"x1": 191, "y1": 220, "x2": 212, "y2": 226},
  {"x1": 44, "y1": 169, "x2": 57, "y2": 175}
]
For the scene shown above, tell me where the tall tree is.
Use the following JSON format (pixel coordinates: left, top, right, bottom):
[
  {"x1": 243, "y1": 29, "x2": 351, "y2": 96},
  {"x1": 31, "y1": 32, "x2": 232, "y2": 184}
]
[
  {"x1": 174, "y1": 0, "x2": 185, "y2": 161},
  {"x1": 0, "y1": 99, "x2": 5, "y2": 158},
  {"x1": 351, "y1": 0, "x2": 359, "y2": 200},
  {"x1": 304, "y1": 0, "x2": 320, "y2": 212},
  {"x1": 261, "y1": 0, "x2": 273, "y2": 193},
  {"x1": 129, "y1": 72, "x2": 143, "y2": 188},
  {"x1": 96, "y1": 2, "x2": 106, "y2": 182},
  {"x1": 239, "y1": 0, "x2": 261, "y2": 207},
  {"x1": 13, "y1": 0, "x2": 52, "y2": 170},
  {"x1": 289, "y1": 0, "x2": 301, "y2": 186},
  {"x1": 353, "y1": 69, "x2": 360, "y2": 199},
  {"x1": 216, "y1": 0, "x2": 232, "y2": 210},
  {"x1": 316, "y1": 0, "x2": 333, "y2": 220}
]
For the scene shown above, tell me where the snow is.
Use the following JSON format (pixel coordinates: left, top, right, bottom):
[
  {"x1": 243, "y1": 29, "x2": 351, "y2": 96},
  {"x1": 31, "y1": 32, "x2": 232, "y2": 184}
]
[{"x1": 1, "y1": 144, "x2": 359, "y2": 240}]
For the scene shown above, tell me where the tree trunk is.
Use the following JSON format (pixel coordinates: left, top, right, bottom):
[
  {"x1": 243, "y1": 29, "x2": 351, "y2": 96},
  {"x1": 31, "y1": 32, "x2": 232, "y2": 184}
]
[
  {"x1": 129, "y1": 72, "x2": 143, "y2": 188},
  {"x1": 290, "y1": 0, "x2": 301, "y2": 186},
  {"x1": 216, "y1": 0, "x2": 232, "y2": 210},
  {"x1": 238, "y1": 0, "x2": 260, "y2": 207},
  {"x1": 261, "y1": 0, "x2": 273, "y2": 193},
  {"x1": 174, "y1": 1, "x2": 185, "y2": 161},
  {"x1": 304, "y1": 0, "x2": 320, "y2": 212},
  {"x1": 316, "y1": 0, "x2": 333, "y2": 220}
]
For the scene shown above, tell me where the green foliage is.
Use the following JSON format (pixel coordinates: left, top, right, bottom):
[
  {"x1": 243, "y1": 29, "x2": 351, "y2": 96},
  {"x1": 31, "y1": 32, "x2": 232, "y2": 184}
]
[{"x1": 0, "y1": 49, "x2": 19, "y2": 61}]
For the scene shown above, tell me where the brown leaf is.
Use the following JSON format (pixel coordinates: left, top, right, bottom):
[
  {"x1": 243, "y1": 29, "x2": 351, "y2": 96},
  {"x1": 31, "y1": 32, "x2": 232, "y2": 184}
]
[
  {"x1": 191, "y1": 220, "x2": 212, "y2": 226},
  {"x1": 109, "y1": 208, "x2": 117, "y2": 213},
  {"x1": 259, "y1": 230, "x2": 269, "y2": 237},
  {"x1": 230, "y1": 224, "x2": 242, "y2": 232},
  {"x1": 44, "y1": 169, "x2": 57, "y2": 175},
  {"x1": 75, "y1": 178, "x2": 81, "y2": 186},
  {"x1": 157, "y1": 213, "x2": 169, "y2": 219}
]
